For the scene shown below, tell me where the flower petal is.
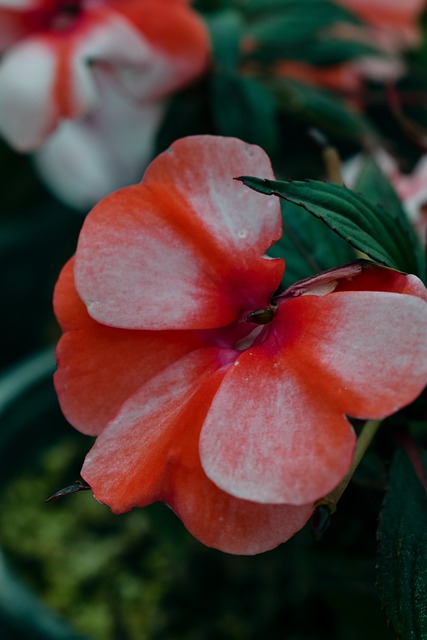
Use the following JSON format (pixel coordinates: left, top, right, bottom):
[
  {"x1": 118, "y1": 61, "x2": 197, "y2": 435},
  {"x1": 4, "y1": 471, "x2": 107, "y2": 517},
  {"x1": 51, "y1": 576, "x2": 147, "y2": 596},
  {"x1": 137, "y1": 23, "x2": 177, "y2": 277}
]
[
  {"x1": 200, "y1": 280, "x2": 427, "y2": 505},
  {"x1": 0, "y1": 6, "x2": 168, "y2": 150},
  {"x1": 338, "y1": 0, "x2": 423, "y2": 27},
  {"x1": 54, "y1": 259, "x2": 208, "y2": 436},
  {"x1": 332, "y1": 264, "x2": 427, "y2": 301},
  {"x1": 81, "y1": 347, "x2": 229, "y2": 508},
  {"x1": 293, "y1": 290, "x2": 427, "y2": 418},
  {"x1": 34, "y1": 70, "x2": 165, "y2": 209},
  {"x1": 75, "y1": 136, "x2": 284, "y2": 331},
  {"x1": 0, "y1": 0, "x2": 47, "y2": 8},
  {"x1": 81, "y1": 348, "x2": 312, "y2": 554},
  {"x1": 0, "y1": 8, "x2": 37, "y2": 49},
  {"x1": 0, "y1": 37, "x2": 58, "y2": 149},
  {"x1": 337, "y1": 0, "x2": 423, "y2": 47},
  {"x1": 200, "y1": 348, "x2": 356, "y2": 506},
  {"x1": 168, "y1": 448, "x2": 313, "y2": 555},
  {"x1": 111, "y1": 0, "x2": 210, "y2": 99}
]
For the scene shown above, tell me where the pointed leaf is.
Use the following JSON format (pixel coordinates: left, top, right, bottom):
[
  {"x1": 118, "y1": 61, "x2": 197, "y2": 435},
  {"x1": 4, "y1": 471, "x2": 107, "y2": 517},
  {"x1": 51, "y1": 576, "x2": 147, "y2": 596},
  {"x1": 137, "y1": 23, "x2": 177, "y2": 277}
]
[
  {"x1": 268, "y1": 200, "x2": 355, "y2": 286},
  {"x1": 238, "y1": 177, "x2": 419, "y2": 273},
  {"x1": 270, "y1": 79, "x2": 376, "y2": 145},
  {"x1": 354, "y1": 157, "x2": 426, "y2": 280},
  {"x1": 377, "y1": 447, "x2": 427, "y2": 639}
]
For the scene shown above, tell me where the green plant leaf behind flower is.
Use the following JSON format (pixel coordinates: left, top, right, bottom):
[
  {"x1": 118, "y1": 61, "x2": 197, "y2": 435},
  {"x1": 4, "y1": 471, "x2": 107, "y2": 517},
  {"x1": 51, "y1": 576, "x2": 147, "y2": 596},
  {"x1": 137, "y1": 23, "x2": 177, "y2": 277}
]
[
  {"x1": 377, "y1": 446, "x2": 427, "y2": 640},
  {"x1": 353, "y1": 157, "x2": 426, "y2": 282},
  {"x1": 268, "y1": 79, "x2": 376, "y2": 146},
  {"x1": 268, "y1": 200, "x2": 355, "y2": 287},
  {"x1": 203, "y1": 9, "x2": 243, "y2": 71},
  {"x1": 238, "y1": 177, "x2": 420, "y2": 274},
  {"x1": 210, "y1": 73, "x2": 279, "y2": 156}
]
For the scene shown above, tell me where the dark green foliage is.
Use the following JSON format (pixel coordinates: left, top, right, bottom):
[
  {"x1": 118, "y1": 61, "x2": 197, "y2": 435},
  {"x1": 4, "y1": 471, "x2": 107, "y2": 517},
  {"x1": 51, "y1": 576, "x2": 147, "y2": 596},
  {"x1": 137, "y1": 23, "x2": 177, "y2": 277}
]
[
  {"x1": 1, "y1": 1, "x2": 427, "y2": 638},
  {"x1": 268, "y1": 200, "x2": 355, "y2": 287},
  {"x1": 377, "y1": 447, "x2": 427, "y2": 640},
  {"x1": 269, "y1": 79, "x2": 376, "y2": 145},
  {"x1": 240, "y1": 177, "x2": 420, "y2": 273},
  {"x1": 354, "y1": 157, "x2": 426, "y2": 280},
  {"x1": 210, "y1": 73, "x2": 279, "y2": 154}
]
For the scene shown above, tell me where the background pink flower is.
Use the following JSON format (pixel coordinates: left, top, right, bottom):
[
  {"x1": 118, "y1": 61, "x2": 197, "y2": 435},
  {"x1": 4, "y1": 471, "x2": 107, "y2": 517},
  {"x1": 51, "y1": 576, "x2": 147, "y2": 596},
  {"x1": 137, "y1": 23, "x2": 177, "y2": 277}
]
[
  {"x1": 337, "y1": 0, "x2": 425, "y2": 49},
  {"x1": 54, "y1": 135, "x2": 427, "y2": 554},
  {"x1": 0, "y1": 0, "x2": 210, "y2": 208}
]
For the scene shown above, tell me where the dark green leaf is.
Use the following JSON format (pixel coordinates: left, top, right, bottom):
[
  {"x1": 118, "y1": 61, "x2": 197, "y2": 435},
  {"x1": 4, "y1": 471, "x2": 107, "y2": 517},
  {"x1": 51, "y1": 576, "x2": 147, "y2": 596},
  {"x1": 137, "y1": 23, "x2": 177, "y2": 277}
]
[
  {"x1": 240, "y1": 0, "x2": 378, "y2": 64},
  {"x1": 354, "y1": 157, "x2": 426, "y2": 280},
  {"x1": 246, "y1": 12, "x2": 354, "y2": 50},
  {"x1": 285, "y1": 38, "x2": 380, "y2": 67},
  {"x1": 203, "y1": 10, "x2": 243, "y2": 70},
  {"x1": 210, "y1": 72, "x2": 278, "y2": 155},
  {"x1": 269, "y1": 79, "x2": 376, "y2": 145},
  {"x1": 239, "y1": 177, "x2": 419, "y2": 273},
  {"x1": 250, "y1": 35, "x2": 379, "y2": 66},
  {"x1": 377, "y1": 447, "x2": 427, "y2": 639},
  {"x1": 0, "y1": 551, "x2": 86, "y2": 640},
  {"x1": 155, "y1": 89, "x2": 208, "y2": 154},
  {"x1": 237, "y1": 0, "x2": 360, "y2": 25},
  {"x1": 268, "y1": 200, "x2": 355, "y2": 287}
]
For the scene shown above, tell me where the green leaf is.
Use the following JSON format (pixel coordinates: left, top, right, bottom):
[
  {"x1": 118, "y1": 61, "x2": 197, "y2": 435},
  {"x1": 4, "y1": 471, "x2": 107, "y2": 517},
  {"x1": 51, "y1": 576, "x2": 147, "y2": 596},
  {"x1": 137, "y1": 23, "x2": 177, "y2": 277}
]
[
  {"x1": 203, "y1": 9, "x2": 243, "y2": 70},
  {"x1": 245, "y1": 10, "x2": 353, "y2": 49},
  {"x1": 210, "y1": 72, "x2": 278, "y2": 155},
  {"x1": 238, "y1": 177, "x2": 420, "y2": 273},
  {"x1": 354, "y1": 157, "x2": 426, "y2": 280},
  {"x1": 284, "y1": 38, "x2": 380, "y2": 66},
  {"x1": 377, "y1": 447, "x2": 427, "y2": 640},
  {"x1": 269, "y1": 79, "x2": 376, "y2": 145},
  {"x1": 249, "y1": 34, "x2": 379, "y2": 66},
  {"x1": 239, "y1": 0, "x2": 360, "y2": 24},
  {"x1": 268, "y1": 200, "x2": 355, "y2": 287},
  {"x1": 241, "y1": 0, "x2": 379, "y2": 64}
]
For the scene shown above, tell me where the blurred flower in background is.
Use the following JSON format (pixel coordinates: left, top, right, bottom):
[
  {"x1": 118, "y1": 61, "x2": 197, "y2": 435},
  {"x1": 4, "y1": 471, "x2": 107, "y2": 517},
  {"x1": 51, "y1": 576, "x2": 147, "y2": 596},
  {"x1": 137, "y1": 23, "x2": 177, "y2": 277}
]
[
  {"x1": 265, "y1": 0, "x2": 425, "y2": 102},
  {"x1": 337, "y1": 0, "x2": 425, "y2": 49},
  {"x1": 0, "y1": 0, "x2": 210, "y2": 209}
]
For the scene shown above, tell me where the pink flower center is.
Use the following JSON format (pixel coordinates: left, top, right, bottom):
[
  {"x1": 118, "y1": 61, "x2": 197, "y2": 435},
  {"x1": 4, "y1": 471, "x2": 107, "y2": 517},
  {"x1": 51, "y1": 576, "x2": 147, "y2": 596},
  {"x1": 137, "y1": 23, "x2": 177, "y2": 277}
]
[
  {"x1": 205, "y1": 304, "x2": 277, "y2": 355},
  {"x1": 23, "y1": 0, "x2": 92, "y2": 33},
  {"x1": 51, "y1": 0, "x2": 83, "y2": 30}
]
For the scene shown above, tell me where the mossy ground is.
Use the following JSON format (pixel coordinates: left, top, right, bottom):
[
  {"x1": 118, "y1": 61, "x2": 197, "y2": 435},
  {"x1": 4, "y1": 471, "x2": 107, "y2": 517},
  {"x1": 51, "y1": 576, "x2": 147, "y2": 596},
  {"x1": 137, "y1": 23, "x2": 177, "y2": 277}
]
[{"x1": 0, "y1": 433, "x2": 394, "y2": 640}]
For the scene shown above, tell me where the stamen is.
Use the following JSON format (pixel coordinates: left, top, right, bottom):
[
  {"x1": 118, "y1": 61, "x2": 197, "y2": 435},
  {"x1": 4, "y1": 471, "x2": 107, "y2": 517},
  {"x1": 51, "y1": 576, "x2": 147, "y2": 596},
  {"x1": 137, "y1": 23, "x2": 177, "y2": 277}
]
[{"x1": 246, "y1": 304, "x2": 276, "y2": 325}]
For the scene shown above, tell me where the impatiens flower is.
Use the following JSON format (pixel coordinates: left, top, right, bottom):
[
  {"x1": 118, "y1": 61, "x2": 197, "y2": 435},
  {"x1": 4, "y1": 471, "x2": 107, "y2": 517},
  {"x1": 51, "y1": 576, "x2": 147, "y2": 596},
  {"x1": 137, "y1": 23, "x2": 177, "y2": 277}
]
[
  {"x1": 337, "y1": 0, "x2": 424, "y2": 49},
  {"x1": 0, "y1": 0, "x2": 209, "y2": 208},
  {"x1": 54, "y1": 136, "x2": 427, "y2": 555}
]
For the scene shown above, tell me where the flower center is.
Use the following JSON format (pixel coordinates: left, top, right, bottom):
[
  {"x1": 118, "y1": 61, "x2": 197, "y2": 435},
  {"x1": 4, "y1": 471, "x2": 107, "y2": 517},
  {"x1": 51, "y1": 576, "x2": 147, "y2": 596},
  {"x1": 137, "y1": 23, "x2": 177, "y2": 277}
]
[
  {"x1": 59, "y1": 0, "x2": 82, "y2": 16},
  {"x1": 50, "y1": 0, "x2": 84, "y2": 30},
  {"x1": 245, "y1": 304, "x2": 277, "y2": 325},
  {"x1": 231, "y1": 304, "x2": 277, "y2": 351}
]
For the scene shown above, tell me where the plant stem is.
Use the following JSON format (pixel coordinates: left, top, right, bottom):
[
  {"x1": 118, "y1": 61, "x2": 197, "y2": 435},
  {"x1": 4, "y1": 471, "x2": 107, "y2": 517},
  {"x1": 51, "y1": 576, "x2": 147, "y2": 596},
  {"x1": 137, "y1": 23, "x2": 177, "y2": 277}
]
[
  {"x1": 315, "y1": 419, "x2": 382, "y2": 513},
  {"x1": 323, "y1": 146, "x2": 343, "y2": 184}
]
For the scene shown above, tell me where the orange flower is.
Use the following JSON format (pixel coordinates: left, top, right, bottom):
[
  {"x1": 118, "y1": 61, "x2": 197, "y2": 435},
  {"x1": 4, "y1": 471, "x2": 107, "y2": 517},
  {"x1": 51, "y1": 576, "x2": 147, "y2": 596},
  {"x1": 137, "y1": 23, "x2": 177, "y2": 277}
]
[{"x1": 54, "y1": 136, "x2": 427, "y2": 554}]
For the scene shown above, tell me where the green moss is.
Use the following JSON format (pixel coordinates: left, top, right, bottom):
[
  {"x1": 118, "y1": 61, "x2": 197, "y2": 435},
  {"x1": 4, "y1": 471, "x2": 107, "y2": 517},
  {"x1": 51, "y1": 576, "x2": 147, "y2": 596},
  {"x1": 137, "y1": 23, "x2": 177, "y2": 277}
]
[
  {"x1": 0, "y1": 436, "x2": 190, "y2": 639},
  {"x1": 0, "y1": 433, "x2": 394, "y2": 640}
]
